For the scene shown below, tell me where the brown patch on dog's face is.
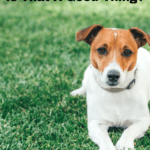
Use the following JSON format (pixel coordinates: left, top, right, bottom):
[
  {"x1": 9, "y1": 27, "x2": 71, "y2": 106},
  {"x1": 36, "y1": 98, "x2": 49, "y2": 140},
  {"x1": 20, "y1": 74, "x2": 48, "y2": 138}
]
[
  {"x1": 76, "y1": 25, "x2": 150, "y2": 73},
  {"x1": 90, "y1": 28, "x2": 138, "y2": 72}
]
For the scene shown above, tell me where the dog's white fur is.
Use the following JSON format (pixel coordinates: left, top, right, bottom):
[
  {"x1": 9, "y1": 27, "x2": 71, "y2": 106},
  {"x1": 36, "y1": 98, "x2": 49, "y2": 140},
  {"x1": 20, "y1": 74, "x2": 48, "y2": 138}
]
[{"x1": 70, "y1": 47, "x2": 150, "y2": 150}]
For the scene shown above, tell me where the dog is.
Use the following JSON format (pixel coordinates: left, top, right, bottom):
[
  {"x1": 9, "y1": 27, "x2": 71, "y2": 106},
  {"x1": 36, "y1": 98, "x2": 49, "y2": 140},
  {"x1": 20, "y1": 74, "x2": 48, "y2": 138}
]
[{"x1": 70, "y1": 25, "x2": 150, "y2": 150}]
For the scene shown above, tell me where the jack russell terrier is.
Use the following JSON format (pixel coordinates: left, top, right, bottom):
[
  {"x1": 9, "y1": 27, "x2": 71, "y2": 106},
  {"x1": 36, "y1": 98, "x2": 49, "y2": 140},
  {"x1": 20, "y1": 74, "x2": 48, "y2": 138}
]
[{"x1": 70, "y1": 25, "x2": 150, "y2": 150}]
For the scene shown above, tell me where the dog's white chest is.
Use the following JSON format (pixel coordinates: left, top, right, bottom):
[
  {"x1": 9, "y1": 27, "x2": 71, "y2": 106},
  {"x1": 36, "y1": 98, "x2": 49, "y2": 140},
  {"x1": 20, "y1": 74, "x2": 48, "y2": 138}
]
[
  {"x1": 88, "y1": 92, "x2": 133, "y2": 126},
  {"x1": 87, "y1": 90, "x2": 148, "y2": 128}
]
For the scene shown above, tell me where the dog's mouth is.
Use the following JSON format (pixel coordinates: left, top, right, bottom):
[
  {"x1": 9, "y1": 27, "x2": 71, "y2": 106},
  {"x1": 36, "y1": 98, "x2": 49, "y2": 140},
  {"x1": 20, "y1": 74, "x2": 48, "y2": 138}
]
[{"x1": 106, "y1": 81, "x2": 118, "y2": 86}]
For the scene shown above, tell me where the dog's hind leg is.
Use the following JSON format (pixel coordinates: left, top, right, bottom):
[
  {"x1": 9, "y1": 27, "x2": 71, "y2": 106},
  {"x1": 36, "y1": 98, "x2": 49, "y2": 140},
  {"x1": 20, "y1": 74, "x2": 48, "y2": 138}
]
[{"x1": 70, "y1": 86, "x2": 86, "y2": 96}]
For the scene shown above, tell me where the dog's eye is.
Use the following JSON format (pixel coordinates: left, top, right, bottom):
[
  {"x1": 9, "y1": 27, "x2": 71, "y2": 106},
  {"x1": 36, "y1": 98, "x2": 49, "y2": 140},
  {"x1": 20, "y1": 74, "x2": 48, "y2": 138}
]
[
  {"x1": 97, "y1": 47, "x2": 107, "y2": 55},
  {"x1": 122, "y1": 49, "x2": 132, "y2": 57}
]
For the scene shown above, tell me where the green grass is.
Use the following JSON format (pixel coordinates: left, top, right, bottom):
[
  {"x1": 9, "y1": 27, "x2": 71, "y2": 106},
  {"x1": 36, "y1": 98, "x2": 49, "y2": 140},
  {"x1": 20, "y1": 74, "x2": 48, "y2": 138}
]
[{"x1": 0, "y1": 0, "x2": 150, "y2": 149}]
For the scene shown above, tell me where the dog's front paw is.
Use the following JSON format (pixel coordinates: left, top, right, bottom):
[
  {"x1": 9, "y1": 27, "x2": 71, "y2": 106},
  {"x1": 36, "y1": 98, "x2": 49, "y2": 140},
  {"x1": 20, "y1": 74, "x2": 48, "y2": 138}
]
[
  {"x1": 116, "y1": 139, "x2": 135, "y2": 150},
  {"x1": 70, "y1": 87, "x2": 86, "y2": 96}
]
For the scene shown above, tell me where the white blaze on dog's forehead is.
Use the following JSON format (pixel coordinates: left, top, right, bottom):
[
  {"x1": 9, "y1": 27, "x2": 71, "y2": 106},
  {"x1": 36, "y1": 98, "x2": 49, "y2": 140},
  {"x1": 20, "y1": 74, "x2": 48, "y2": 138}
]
[
  {"x1": 113, "y1": 50, "x2": 116, "y2": 62},
  {"x1": 113, "y1": 31, "x2": 116, "y2": 63},
  {"x1": 114, "y1": 32, "x2": 117, "y2": 39},
  {"x1": 112, "y1": 29, "x2": 118, "y2": 39},
  {"x1": 112, "y1": 29, "x2": 117, "y2": 62}
]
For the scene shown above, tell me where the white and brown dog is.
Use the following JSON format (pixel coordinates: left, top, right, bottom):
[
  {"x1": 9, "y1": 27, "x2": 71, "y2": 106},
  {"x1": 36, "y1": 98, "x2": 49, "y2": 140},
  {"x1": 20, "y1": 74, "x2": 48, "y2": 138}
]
[{"x1": 70, "y1": 25, "x2": 150, "y2": 150}]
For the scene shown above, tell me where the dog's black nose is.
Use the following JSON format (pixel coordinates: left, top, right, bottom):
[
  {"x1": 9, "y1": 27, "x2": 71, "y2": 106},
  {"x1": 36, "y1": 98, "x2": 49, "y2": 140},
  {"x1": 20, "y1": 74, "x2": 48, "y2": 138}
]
[{"x1": 107, "y1": 70, "x2": 120, "y2": 82}]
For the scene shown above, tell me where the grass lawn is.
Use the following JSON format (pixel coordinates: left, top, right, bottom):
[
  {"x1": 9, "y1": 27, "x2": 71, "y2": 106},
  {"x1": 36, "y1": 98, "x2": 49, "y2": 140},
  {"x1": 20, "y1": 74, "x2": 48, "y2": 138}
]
[{"x1": 0, "y1": 0, "x2": 150, "y2": 149}]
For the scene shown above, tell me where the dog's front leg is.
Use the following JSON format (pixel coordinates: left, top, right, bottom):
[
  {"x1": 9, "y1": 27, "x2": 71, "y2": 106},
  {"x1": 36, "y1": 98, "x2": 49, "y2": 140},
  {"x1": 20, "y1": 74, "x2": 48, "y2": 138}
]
[
  {"x1": 116, "y1": 117, "x2": 150, "y2": 150},
  {"x1": 88, "y1": 120, "x2": 116, "y2": 150}
]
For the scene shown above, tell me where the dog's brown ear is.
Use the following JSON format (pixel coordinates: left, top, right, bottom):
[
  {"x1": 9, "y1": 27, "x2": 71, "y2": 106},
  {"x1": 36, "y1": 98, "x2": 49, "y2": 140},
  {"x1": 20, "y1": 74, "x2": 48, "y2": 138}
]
[
  {"x1": 129, "y1": 27, "x2": 150, "y2": 47},
  {"x1": 76, "y1": 24, "x2": 104, "y2": 45}
]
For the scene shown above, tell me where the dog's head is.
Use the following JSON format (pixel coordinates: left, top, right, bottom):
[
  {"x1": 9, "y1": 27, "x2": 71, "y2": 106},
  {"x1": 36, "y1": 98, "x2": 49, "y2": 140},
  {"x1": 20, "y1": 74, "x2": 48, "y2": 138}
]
[{"x1": 76, "y1": 25, "x2": 150, "y2": 88}]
